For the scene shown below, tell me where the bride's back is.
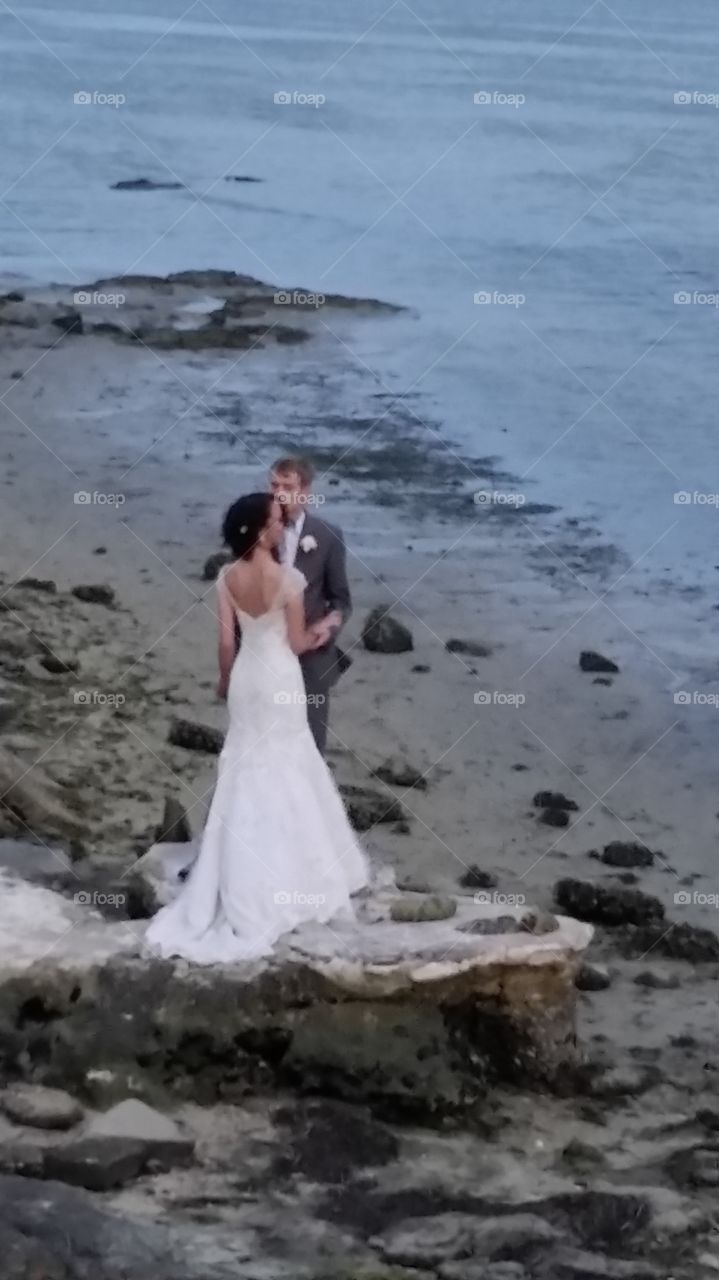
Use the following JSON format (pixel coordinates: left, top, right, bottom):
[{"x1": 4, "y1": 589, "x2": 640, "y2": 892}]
[{"x1": 223, "y1": 557, "x2": 284, "y2": 620}]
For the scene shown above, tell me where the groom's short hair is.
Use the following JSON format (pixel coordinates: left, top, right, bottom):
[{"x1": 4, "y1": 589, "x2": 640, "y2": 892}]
[{"x1": 271, "y1": 455, "x2": 315, "y2": 487}]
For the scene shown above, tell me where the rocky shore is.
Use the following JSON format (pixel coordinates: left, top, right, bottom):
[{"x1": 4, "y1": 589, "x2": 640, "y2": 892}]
[{"x1": 2, "y1": 272, "x2": 719, "y2": 1276}]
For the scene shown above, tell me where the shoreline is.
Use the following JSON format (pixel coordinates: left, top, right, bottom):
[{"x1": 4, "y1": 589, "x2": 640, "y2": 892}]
[{"x1": 2, "y1": 270, "x2": 719, "y2": 1274}]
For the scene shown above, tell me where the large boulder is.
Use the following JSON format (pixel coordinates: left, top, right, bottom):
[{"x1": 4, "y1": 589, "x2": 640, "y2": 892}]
[
  {"x1": 87, "y1": 1099, "x2": 194, "y2": 1168},
  {"x1": 0, "y1": 877, "x2": 591, "y2": 1117}
]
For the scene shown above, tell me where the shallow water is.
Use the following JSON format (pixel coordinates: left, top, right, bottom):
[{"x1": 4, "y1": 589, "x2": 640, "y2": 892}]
[{"x1": 1, "y1": 0, "x2": 718, "y2": 595}]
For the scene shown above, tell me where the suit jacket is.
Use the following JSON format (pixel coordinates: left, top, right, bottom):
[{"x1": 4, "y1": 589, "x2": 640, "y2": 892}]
[{"x1": 293, "y1": 512, "x2": 352, "y2": 692}]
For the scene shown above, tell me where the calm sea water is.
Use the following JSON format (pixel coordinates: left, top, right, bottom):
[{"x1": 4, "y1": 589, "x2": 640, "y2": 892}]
[{"x1": 2, "y1": 0, "x2": 718, "y2": 597}]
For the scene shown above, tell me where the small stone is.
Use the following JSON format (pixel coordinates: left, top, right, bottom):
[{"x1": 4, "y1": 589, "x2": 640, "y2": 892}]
[
  {"x1": 87, "y1": 1098, "x2": 194, "y2": 1169},
  {"x1": 40, "y1": 653, "x2": 79, "y2": 675},
  {"x1": 42, "y1": 1136, "x2": 148, "y2": 1190},
  {"x1": 397, "y1": 876, "x2": 436, "y2": 894},
  {"x1": 1, "y1": 1084, "x2": 83, "y2": 1131},
  {"x1": 520, "y1": 910, "x2": 559, "y2": 935},
  {"x1": 168, "y1": 717, "x2": 224, "y2": 754},
  {"x1": 93, "y1": 546, "x2": 107, "y2": 555},
  {"x1": 202, "y1": 550, "x2": 232, "y2": 581},
  {"x1": 340, "y1": 783, "x2": 405, "y2": 830},
  {"x1": 575, "y1": 963, "x2": 612, "y2": 992},
  {"x1": 445, "y1": 638, "x2": 493, "y2": 658},
  {"x1": 390, "y1": 895, "x2": 457, "y2": 923},
  {"x1": 72, "y1": 583, "x2": 115, "y2": 607},
  {"x1": 634, "y1": 969, "x2": 679, "y2": 990},
  {"x1": 14, "y1": 577, "x2": 56, "y2": 593},
  {"x1": 51, "y1": 310, "x2": 83, "y2": 335},
  {"x1": 412, "y1": 663, "x2": 431, "y2": 673},
  {"x1": 458, "y1": 865, "x2": 498, "y2": 890},
  {"x1": 600, "y1": 841, "x2": 654, "y2": 869},
  {"x1": 460, "y1": 915, "x2": 521, "y2": 935},
  {"x1": 593, "y1": 676, "x2": 613, "y2": 686},
  {"x1": 561, "y1": 1138, "x2": 607, "y2": 1170},
  {"x1": 540, "y1": 806, "x2": 570, "y2": 827},
  {"x1": 555, "y1": 878, "x2": 665, "y2": 927},
  {"x1": 580, "y1": 650, "x2": 620, "y2": 673},
  {"x1": 362, "y1": 606, "x2": 414, "y2": 654},
  {"x1": 391, "y1": 819, "x2": 412, "y2": 835},
  {"x1": 533, "y1": 790, "x2": 579, "y2": 811},
  {"x1": 372, "y1": 757, "x2": 428, "y2": 790}
]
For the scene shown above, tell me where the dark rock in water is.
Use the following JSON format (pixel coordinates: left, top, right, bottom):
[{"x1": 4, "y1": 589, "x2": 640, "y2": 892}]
[
  {"x1": 155, "y1": 795, "x2": 192, "y2": 843},
  {"x1": 593, "y1": 676, "x2": 613, "y2": 686},
  {"x1": 42, "y1": 1137, "x2": 149, "y2": 1190},
  {"x1": 372, "y1": 757, "x2": 428, "y2": 790},
  {"x1": 168, "y1": 718, "x2": 224, "y2": 754},
  {"x1": 633, "y1": 969, "x2": 679, "y2": 990},
  {"x1": 72, "y1": 583, "x2": 115, "y2": 607},
  {"x1": 575, "y1": 963, "x2": 611, "y2": 992},
  {"x1": 340, "y1": 783, "x2": 405, "y2": 829},
  {"x1": 560, "y1": 1138, "x2": 608, "y2": 1173},
  {"x1": 412, "y1": 663, "x2": 431, "y2": 673},
  {"x1": 615, "y1": 871, "x2": 638, "y2": 886},
  {"x1": 93, "y1": 545, "x2": 107, "y2": 555},
  {"x1": 40, "y1": 653, "x2": 78, "y2": 674},
  {"x1": 390, "y1": 895, "x2": 457, "y2": 922},
  {"x1": 555, "y1": 879, "x2": 664, "y2": 927},
  {"x1": 512, "y1": 762, "x2": 529, "y2": 771},
  {"x1": 445, "y1": 638, "x2": 493, "y2": 658},
  {"x1": 362, "y1": 607, "x2": 414, "y2": 654},
  {"x1": 14, "y1": 576, "x2": 56, "y2": 593},
  {"x1": 51, "y1": 310, "x2": 83, "y2": 335},
  {"x1": 202, "y1": 550, "x2": 231, "y2": 581},
  {"x1": 373, "y1": 1211, "x2": 559, "y2": 1269},
  {"x1": 112, "y1": 177, "x2": 184, "y2": 190},
  {"x1": 600, "y1": 842, "x2": 654, "y2": 869},
  {"x1": 540, "y1": 807, "x2": 570, "y2": 828},
  {"x1": 3, "y1": 290, "x2": 24, "y2": 302},
  {"x1": 224, "y1": 174, "x2": 263, "y2": 183},
  {"x1": 696, "y1": 1108, "x2": 719, "y2": 1131},
  {"x1": 533, "y1": 791, "x2": 579, "y2": 812},
  {"x1": 392, "y1": 819, "x2": 411, "y2": 834},
  {"x1": 459, "y1": 865, "x2": 498, "y2": 890},
  {"x1": 273, "y1": 1100, "x2": 398, "y2": 1183},
  {"x1": 623, "y1": 919, "x2": 719, "y2": 964},
  {"x1": 580, "y1": 651, "x2": 619, "y2": 674}
]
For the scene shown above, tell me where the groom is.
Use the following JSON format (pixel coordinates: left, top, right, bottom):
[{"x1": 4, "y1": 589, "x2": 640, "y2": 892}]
[{"x1": 269, "y1": 455, "x2": 352, "y2": 754}]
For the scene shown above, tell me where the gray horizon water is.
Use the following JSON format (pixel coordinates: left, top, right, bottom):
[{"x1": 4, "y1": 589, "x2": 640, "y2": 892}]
[{"x1": 2, "y1": 0, "x2": 719, "y2": 641}]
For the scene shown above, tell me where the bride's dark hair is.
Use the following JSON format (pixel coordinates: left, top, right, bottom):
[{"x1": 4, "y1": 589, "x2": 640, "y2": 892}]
[{"x1": 222, "y1": 492, "x2": 276, "y2": 560}]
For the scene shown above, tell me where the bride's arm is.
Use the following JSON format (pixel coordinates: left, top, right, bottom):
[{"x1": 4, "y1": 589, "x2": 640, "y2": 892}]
[
  {"x1": 216, "y1": 575, "x2": 237, "y2": 700},
  {"x1": 285, "y1": 592, "x2": 322, "y2": 655}
]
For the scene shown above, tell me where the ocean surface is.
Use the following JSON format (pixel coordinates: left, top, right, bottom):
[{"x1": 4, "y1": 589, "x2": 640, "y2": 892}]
[{"x1": 2, "y1": 0, "x2": 719, "y2": 604}]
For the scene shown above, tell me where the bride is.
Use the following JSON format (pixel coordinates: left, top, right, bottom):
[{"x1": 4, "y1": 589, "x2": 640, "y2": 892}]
[{"x1": 145, "y1": 492, "x2": 369, "y2": 964}]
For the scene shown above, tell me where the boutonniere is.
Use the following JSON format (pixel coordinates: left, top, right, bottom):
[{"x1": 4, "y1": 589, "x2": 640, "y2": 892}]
[{"x1": 300, "y1": 534, "x2": 318, "y2": 553}]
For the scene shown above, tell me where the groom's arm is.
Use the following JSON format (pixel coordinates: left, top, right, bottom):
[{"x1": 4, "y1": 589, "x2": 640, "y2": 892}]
[{"x1": 323, "y1": 523, "x2": 352, "y2": 630}]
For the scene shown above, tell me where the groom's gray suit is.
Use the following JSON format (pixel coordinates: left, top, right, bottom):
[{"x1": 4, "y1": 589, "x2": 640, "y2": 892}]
[{"x1": 290, "y1": 511, "x2": 352, "y2": 754}]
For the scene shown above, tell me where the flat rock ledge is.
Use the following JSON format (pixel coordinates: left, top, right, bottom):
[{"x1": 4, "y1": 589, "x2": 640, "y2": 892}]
[{"x1": 0, "y1": 871, "x2": 591, "y2": 1118}]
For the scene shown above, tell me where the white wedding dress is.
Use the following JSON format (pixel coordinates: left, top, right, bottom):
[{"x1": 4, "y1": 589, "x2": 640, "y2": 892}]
[{"x1": 145, "y1": 565, "x2": 369, "y2": 964}]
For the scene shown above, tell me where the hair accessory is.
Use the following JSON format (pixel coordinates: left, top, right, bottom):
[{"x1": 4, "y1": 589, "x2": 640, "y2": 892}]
[{"x1": 240, "y1": 525, "x2": 248, "y2": 534}]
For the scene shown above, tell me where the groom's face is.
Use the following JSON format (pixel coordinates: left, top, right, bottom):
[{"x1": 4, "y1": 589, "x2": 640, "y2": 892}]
[{"x1": 270, "y1": 468, "x2": 308, "y2": 522}]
